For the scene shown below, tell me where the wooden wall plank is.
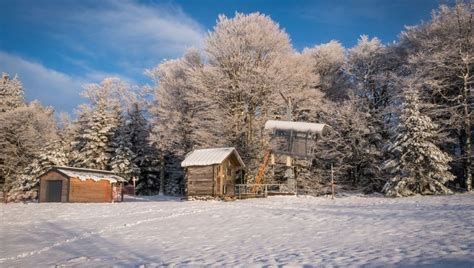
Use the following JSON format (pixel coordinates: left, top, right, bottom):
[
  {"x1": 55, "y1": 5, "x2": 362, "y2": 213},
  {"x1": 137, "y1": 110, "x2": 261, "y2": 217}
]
[{"x1": 69, "y1": 178, "x2": 112, "y2": 203}]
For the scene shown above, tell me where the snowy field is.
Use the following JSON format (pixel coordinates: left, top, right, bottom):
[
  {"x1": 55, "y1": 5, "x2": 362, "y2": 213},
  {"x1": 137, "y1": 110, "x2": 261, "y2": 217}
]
[{"x1": 1, "y1": 194, "x2": 474, "y2": 267}]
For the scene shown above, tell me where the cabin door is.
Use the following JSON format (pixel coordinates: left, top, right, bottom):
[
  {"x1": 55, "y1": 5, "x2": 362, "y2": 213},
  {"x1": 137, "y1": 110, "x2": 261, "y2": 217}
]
[{"x1": 45, "y1": 180, "x2": 62, "y2": 202}]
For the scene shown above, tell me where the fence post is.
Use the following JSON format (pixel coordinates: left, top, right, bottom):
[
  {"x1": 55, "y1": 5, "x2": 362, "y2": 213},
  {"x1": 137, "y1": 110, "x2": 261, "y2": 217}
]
[
  {"x1": 331, "y1": 164, "x2": 335, "y2": 200},
  {"x1": 295, "y1": 181, "x2": 297, "y2": 196}
]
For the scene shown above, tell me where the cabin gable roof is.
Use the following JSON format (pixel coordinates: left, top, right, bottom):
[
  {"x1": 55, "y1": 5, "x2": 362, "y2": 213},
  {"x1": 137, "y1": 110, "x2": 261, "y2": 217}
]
[
  {"x1": 38, "y1": 166, "x2": 127, "y2": 183},
  {"x1": 181, "y1": 147, "x2": 245, "y2": 168}
]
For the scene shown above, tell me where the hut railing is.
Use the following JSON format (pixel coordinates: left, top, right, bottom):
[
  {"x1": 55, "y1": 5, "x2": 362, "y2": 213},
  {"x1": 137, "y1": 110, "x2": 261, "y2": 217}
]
[{"x1": 235, "y1": 183, "x2": 297, "y2": 199}]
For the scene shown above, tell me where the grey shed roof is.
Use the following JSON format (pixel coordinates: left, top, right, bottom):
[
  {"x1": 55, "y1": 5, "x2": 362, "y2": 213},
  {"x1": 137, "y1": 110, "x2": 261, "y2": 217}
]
[
  {"x1": 181, "y1": 147, "x2": 245, "y2": 168},
  {"x1": 264, "y1": 120, "x2": 327, "y2": 134},
  {"x1": 52, "y1": 166, "x2": 127, "y2": 183}
]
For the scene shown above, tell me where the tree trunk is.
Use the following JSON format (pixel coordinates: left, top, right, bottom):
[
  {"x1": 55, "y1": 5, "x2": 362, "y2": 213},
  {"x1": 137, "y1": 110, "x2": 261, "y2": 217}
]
[
  {"x1": 462, "y1": 71, "x2": 472, "y2": 191},
  {"x1": 159, "y1": 156, "x2": 165, "y2": 195}
]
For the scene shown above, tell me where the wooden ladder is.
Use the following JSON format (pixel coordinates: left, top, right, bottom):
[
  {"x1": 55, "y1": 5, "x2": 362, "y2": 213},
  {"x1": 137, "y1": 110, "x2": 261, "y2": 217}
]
[{"x1": 252, "y1": 149, "x2": 272, "y2": 192}]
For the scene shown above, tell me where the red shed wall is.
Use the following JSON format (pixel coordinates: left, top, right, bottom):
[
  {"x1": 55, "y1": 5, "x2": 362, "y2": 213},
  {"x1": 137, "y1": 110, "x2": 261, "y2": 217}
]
[{"x1": 69, "y1": 178, "x2": 112, "y2": 203}]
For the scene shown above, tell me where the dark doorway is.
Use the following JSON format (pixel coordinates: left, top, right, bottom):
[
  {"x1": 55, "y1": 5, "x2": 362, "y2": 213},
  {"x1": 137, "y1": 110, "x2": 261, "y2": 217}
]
[{"x1": 46, "y1": 180, "x2": 62, "y2": 202}]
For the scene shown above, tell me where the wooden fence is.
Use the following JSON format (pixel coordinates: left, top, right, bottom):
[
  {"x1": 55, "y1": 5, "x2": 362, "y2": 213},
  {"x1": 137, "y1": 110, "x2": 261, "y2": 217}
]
[{"x1": 234, "y1": 183, "x2": 297, "y2": 199}]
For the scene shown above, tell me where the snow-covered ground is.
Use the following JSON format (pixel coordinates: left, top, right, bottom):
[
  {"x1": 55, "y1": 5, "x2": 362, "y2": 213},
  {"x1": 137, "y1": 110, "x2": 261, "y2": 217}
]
[{"x1": 1, "y1": 194, "x2": 473, "y2": 267}]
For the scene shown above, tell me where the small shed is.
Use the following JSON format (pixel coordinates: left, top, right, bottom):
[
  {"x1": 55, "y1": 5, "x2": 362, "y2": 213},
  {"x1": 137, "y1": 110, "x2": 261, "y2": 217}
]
[
  {"x1": 181, "y1": 147, "x2": 245, "y2": 197},
  {"x1": 38, "y1": 166, "x2": 127, "y2": 203},
  {"x1": 264, "y1": 120, "x2": 327, "y2": 158}
]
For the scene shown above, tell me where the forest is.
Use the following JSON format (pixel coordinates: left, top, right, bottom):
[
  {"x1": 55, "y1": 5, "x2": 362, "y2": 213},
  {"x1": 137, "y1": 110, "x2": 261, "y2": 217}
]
[{"x1": 0, "y1": 3, "x2": 472, "y2": 201}]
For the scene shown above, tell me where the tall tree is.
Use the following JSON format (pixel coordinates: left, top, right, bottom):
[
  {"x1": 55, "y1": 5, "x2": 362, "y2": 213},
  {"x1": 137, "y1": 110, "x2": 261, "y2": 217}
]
[
  {"x1": 147, "y1": 49, "x2": 203, "y2": 195},
  {"x1": 383, "y1": 82, "x2": 455, "y2": 197},
  {"x1": 311, "y1": 94, "x2": 384, "y2": 192},
  {"x1": 0, "y1": 101, "x2": 59, "y2": 192},
  {"x1": 109, "y1": 107, "x2": 139, "y2": 181},
  {"x1": 8, "y1": 140, "x2": 68, "y2": 201},
  {"x1": 344, "y1": 35, "x2": 399, "y2": 186},
  {"x1": 199, "y1": 12, "x2": 300, "y2": 177},
  {"x1": 302, "y1": 40, "x2": 350, "y2": 101},
  {"x1": 400, "y1": 3, "x2": 473, "y2": 191},
  {"x1": 0, "y1": 73, "x2": 24, "y2": 113},
  {"x1": 71, "y1": 78, "x2": 125, "y2": 170},
  {"x1": 128, "y1": 102, "x2": 160, "y2": 195}
]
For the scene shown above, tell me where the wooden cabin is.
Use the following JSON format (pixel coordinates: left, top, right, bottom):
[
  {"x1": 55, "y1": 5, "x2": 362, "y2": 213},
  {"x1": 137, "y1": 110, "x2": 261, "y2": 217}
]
[
  {"x1": 38, "y1": 166, "x2": 127, "y2": 203},
  {"x1": 264, "y1": 120, "x2": 327, "y2": 158},
  {"x1": 181, "y1": 147, "x2": 245, "y2": 197}
]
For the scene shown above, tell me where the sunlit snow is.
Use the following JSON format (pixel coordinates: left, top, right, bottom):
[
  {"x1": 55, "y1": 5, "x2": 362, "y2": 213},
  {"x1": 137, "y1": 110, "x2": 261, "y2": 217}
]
[{"x1": 1, "y1": 194, "x2": 473, "y2": 267}]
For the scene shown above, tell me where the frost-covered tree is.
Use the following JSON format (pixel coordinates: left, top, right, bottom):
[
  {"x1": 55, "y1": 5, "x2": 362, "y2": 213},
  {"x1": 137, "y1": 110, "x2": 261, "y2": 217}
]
[
  {"x1": 69, "y1": 78, "x2": 159, "y2": 194},
  {"x1": 0, "y1": 73, "x2": 25, "y2": 113},
  {"x1": 383, "y1": 84, "x2": 455, "y2": 197},
  {"x1": 73, "y1": 97, "x2": 113, "y2": 169},
  {"x1": 109, "y1": 108, "x2": 139, "y2": 181},
  {"x1": 302, "y1": 40, "x2": 350, "y2": 100},
  {"x1": 0, "y1": 74, "x2": 61, "y2": 196},
  {"x1": 147, "y1": 49, "x2": 202, "y2": 195},
  {"x1": 57, "y1": 112, "x2": 78, "y2": 163},
  {"x1": 199, "y1": 12, "x2": 301, "y2": 175},
  {"x1": 343, "y1": 35, "x2": 400, "y2": 187},
  {"x1": 311, "y1": 94, "x2": 384, "y2": 192},
  {"x1": 346, "y1": 35, "x2": 401, "y2": 129},
  {"x1": 9, "y1": 141, "x2": 68, "y2": 201},
  {"x1": 347, "y1": 36, "x2": 387, "y2": 109},
  {"x1": 0, "y1": 101, "x2": 59, "y2": 192},
  {"x1": 400, "y1": 3, "x2": 473, "y2": 190},
  {"x1": 71, "y1": 78, "x2": 126, "y2": 170},
  {"x1": 128, "y1": 102, "x2": 160, "y2": 195}
]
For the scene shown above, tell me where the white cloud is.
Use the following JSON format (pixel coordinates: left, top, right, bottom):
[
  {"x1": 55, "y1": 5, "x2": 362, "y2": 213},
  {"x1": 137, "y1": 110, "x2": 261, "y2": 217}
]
[
  {"x1": 0, "y1": 1, "x2": 206, "y2": 113},
  {"x1": 0, "y1": 51, "x2": 125, "y2": 113},
  {"x1": 21, "y1": 0, "x2": 205, "y2": 75}
]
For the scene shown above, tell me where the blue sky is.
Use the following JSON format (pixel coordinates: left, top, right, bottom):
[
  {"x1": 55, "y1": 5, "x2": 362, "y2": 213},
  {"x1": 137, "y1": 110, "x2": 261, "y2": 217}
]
[{"x1": 0, "y1": 0, "x2": 450, "y2": 113}]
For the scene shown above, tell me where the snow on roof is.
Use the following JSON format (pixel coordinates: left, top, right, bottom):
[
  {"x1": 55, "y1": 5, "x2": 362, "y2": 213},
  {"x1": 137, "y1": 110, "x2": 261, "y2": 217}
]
[
  {"x1": 181, "y1": 147, "x2": 245, "y2": 168},
  {"x1": 54, "y1": 166, "x2": 127, "y2": 183},
  {"x1": 264, "y1": 120, "x2": 327, "y2": 134}
]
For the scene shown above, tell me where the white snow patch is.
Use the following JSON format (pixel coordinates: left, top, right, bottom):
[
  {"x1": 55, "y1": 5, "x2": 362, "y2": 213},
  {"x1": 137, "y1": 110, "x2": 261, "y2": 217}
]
[
  {"x1": 56, "y1": 168, "x2": 125, "y2": 183},
  {"x1": 1, "y1": 194, "x2": 473, "y2": 266},
  {"x1": 264, "y1": 120, "x2": 327, "y2": 134}
]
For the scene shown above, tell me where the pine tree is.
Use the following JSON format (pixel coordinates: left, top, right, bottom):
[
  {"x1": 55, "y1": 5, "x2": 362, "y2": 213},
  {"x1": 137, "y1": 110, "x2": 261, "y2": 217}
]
[
  {"x1": 0, "y1": 73, "x2": 25, "y2": 113},
  {"x1": 109, "y1": 109, "x2": 139, "y2": 181},
  {"x1": 71, "y1": 78, "x2": 124, "y2": 170},
  {"x1": 74, "y1": 98, "x2": 113, "y2": 169},
  {"x1": 383, "y1": 85, "x2": 455, "y2": 197},
  {"x1": 128, "y1": 102, "x2": 161, "y2": 195}
]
